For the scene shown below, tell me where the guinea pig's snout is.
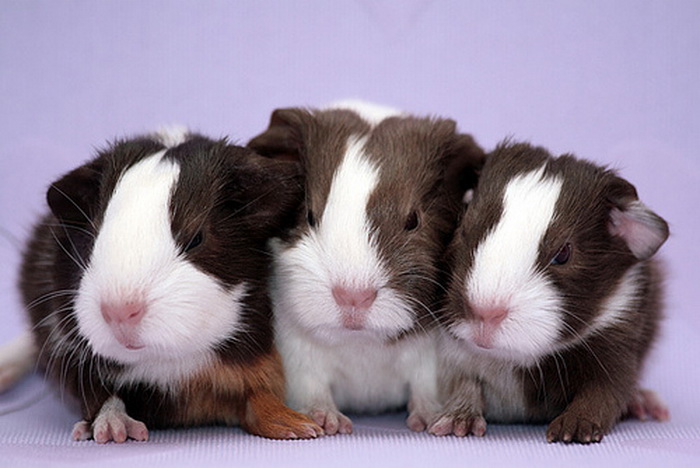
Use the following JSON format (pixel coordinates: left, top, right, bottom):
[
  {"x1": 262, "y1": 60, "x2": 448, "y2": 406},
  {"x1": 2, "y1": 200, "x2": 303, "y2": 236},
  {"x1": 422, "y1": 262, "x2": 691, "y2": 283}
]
[
  {"x1": 472, "y1": 306, "x2": 508, "y2": 327},
  {"x1": 332, "y1": 285, "x2": 378, "y2": 331},
  {"x1": 100, "y1": 301, "x2": 147, "y2": 326},
  {"x1": 469, "y1": 305, "x2": 509, "y2": 349},
  {"x1": 332, "y1": 286, "x2": 377, "y2": 310},
  {"x1": 100, "y1": 301, "x2": 147, "y2": 350}
]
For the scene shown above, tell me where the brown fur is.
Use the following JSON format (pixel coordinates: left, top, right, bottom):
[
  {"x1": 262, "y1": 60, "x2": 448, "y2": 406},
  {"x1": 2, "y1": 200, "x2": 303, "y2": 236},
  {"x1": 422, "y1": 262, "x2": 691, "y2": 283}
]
[{"x1": 438, "y1": 142, "x2": 668, "y2": 443}]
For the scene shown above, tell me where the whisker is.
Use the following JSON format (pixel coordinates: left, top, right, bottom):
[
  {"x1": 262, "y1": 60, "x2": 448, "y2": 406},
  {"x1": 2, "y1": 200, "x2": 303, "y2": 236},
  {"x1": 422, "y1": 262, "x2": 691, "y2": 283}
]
[
  {"x1": 48, "y1": 227, "x2": 88, "y2": 272},
  {"x1": 47, "y1": 184, "x2": 98, "y2": 232}
]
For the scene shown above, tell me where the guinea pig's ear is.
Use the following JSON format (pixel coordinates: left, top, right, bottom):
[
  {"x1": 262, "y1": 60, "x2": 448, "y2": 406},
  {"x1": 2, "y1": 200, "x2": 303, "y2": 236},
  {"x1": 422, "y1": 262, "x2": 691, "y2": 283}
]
[
  {"x1": 247, "y1": 108, "x2": 312, "y2": 162},
  {"x1": 224, "y1": 147, "x2": 304, "y2": 233},
  {"x1": 606, "y1": 177, "x2": 669, "y2": 260},
  {"x1": 442, "y1": 130, "x2": 486, "y2": 203},
  {"x1": 47, "y1": 159, "x2": 103, "y2": 225}
]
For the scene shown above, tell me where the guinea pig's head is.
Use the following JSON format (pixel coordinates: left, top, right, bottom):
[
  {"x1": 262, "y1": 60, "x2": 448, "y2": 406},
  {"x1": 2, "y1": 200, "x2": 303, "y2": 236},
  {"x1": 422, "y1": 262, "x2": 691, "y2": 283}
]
[
  {"x1": 249, "y1": 106, "x2": 484, "y2": 342},
  {"x1": 48, "y1": 129, "x2": 302, "y2": 369},
  {"x1": 442, "y1": 142, "x2": 669, "y2": 365}
]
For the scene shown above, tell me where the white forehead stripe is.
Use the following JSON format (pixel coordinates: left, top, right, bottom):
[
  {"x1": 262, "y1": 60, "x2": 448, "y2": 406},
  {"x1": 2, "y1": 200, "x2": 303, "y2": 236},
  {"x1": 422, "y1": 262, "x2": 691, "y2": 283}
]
[
  {"x1": 154, "y1": 125, "x2": 189, "y2": 148},
  {"x1": 326, "y1": 99, "x2": 404, "y2": 127},
  {"x1": 458, "y1": 165, "x2": 565, "y2": 363},
  {"x1": 467, "y1": 166, "x2": 563, "y2": 306},
  {"x1": 91, "y1": 151, "x2": 180, "y2": 295},
  {"x1": 316, "y1": 135, "x2": 384, "y2": 285},
  {"x1": 586, "y1": 264, "x2": 642, "y2": 337}
]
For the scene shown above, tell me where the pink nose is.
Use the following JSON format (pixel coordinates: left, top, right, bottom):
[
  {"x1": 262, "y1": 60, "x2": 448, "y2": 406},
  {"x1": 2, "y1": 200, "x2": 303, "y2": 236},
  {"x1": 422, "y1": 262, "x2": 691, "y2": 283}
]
[
  {"x1": 332, "y1": 286, "x2": 377, "y2": 310},
  {"x1": 472, "y1": 306, "x2": 508, "y2": 328},
  {"x1": 101, "y1": 301, "x2": 147, "y2": 326}
]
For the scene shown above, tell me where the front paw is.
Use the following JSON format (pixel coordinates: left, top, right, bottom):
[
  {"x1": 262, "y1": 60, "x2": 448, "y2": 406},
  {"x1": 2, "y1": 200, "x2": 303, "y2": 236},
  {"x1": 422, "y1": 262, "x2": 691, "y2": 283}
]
[
  {"x1": 428, "y1": 412, "x2": 487, "y2": 437},
  {"x1": 242, "y1": 391, "x2": 324, "y2": 439},
  {"x1": 309, "y1": 408, "x2": 353, "y2": 435},
  {"x1": 406, "y1": 397, "x2": 440, "y2": 432},
  {"x1": 626, "y1": 388, "x2": 670, "y2": 422},
  {"x1": 546, "y1": 413, "x2": 605, "y2": 444},
  {"x1": 250, "y1": 408, "x2": 324, "y2": 440},
  {"x1": 74, "y1": 396, "x2": 148, "y2": 444},
  {"x1": 72, "y1": 416, "x2": 148, "y2": 444}
]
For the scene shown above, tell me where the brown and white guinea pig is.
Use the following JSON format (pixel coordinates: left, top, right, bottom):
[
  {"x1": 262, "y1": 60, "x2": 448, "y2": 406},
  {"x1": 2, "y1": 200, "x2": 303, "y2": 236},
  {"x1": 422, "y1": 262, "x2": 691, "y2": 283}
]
[
  {"x1": 0, "y1": 128, "x2": 323, "y2": 442},
  {"x1": 247, "y1": 100, "x2": 485, "y2": 434},
  {"x1": 430, "y1": 141, "x2": 669, "y2": 443}
]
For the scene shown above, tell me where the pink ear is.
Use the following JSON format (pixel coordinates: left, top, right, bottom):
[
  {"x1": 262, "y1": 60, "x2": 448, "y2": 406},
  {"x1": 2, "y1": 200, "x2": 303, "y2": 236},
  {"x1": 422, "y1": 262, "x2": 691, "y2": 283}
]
[{"x1": 608, "y1": 200, "x2": 669, "y2": 260}]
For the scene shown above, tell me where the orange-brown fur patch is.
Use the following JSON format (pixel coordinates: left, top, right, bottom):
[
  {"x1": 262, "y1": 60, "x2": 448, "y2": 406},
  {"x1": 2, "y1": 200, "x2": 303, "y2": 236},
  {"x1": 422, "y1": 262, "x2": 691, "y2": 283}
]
[
  {"x1": 241, "y1": 390, "x2": 322, "y2": 439},
  {"x1": 175, "y1": 350, "x2": 284, "y2": 426},
  {"x1": 172, "y1": 350, "x2": 320, "y2": 438}
]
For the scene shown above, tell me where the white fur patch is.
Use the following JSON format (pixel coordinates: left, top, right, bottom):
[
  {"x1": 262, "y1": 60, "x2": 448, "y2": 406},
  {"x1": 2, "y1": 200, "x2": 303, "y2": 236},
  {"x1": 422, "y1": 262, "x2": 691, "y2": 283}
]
[
  {"x1": 0, "y1": 331, "x2": 37, "y2": 392},
  {"x1": 326, "y1": 99, "x2": 404, "y2": 127},
  {"x1": 276, "y1": 320, "x2": 438, "y2": 415},
  {"x1": 153, "y1": 125, "x2": 189, "y2": 148},
  {"x1": 585, "y1": 263, "x2": 643, "y2": 338},
  {"x1": 75, "y1": 152, "x2": 246, "y2": 390},
  {"x1": 458, "y1": 166, "x2": 564, "y2": 364}
]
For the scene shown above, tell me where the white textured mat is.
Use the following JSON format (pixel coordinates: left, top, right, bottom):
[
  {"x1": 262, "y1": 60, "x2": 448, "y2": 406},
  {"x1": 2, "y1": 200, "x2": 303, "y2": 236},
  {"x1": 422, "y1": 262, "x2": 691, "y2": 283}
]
[{"x1": 1, "y1": 317, "x2": 698, "y2": 468}]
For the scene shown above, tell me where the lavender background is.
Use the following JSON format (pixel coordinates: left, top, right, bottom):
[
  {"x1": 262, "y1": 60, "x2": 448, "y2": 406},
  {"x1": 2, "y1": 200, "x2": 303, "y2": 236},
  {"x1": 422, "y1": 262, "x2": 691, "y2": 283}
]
[{"x1": 1, "y1": 1, "x2": 699, "y2": 467}]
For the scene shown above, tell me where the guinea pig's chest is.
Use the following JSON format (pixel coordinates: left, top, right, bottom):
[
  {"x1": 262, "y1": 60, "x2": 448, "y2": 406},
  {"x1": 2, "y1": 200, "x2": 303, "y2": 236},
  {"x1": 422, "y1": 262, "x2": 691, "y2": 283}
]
[
  {"x1": 326, "y1": 333, "x2": 436, "y2": 413},
  {"x1": 445, "y1": 340, "x2": 529, "y2": 422},
  {"x1": 477, "y1": 361, "x2": 529, "y2": 422}
]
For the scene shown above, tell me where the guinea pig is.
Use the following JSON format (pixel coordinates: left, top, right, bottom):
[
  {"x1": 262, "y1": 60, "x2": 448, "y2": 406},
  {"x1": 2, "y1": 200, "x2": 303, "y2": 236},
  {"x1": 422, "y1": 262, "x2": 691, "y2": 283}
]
[
  {"x1": 430, "y1": 141, "x2": 669, "y2": 443},
  {"x1": 0, "y1": 128, "x2": 322, "y2": 442},
  {"x1": 248, "y1": 100, "x2": 485, "y2": 434}
]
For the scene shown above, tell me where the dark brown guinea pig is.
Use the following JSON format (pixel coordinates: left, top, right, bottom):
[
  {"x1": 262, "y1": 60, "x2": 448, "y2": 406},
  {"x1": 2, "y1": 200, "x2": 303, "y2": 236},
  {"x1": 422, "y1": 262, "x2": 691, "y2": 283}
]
[
  {"x1": 431, "y1": 141, "x2": 669, "y2": 443},
  {"x1": 248, "y1": 100, "x2": 485, "y2": 435},
  {"x1": 0, "y1": 128, "x2": 322, "y2": 442}
]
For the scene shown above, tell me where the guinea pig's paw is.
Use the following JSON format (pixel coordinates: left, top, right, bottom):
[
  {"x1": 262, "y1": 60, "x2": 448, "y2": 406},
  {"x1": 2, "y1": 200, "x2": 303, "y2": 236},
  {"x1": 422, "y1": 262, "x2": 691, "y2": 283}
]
[
  {"x1": 92, "y1": 413, "x2": 149, "y2": 444},
  {"x1": 427, "y1": 412, "x2": 487, "y2": 437},
  {"x1": 309, "y1": 408, "x2": 353, "y2": 435},
  {"x1": 88, "y1": 397, "x2": 149, "y2": 444},
  {"x1": 546, "y1": 413, "x2": 604, "y2": 444},
  {"x1": 626, "y1": 388, "x2": 670, "y2": 422},
  {"x1": 406, "y1": 397, "x2": 441, "y2": 432},
  {"x1": 243, "y1": 391, "x2": 323, "y2": 439},
  {"x1": 72, "y1": 420, "x2": 93, "y2": 441},
  {"x1": 256, "y1": 409, "x2": 324, "y2": 440},
  {"x1": 405, "y1": 408, "x2": 437, "y2": 432}
]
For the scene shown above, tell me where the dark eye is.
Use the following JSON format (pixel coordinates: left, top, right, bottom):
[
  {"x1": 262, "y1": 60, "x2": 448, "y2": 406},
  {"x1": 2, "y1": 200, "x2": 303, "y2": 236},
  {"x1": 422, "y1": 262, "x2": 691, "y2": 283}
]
[
  {"x1": 306, "y1": 209, "x2": 316, "y2": 228},
  {"x1": 185, "y1": 231, "x2": 204, "y2": 252},
  {"x1": 404, "y1": 211, "x2": 420, "y2": 231},
  {"x1": 550, "y1": 242, "x2": 572, "y2": 265}
]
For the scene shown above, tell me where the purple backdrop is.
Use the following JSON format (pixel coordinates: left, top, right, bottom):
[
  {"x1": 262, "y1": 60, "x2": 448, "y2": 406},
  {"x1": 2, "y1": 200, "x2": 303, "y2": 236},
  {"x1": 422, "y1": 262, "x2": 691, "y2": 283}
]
[{"x1": 1, "y1": 2, "x2": 699, "y2": 467}]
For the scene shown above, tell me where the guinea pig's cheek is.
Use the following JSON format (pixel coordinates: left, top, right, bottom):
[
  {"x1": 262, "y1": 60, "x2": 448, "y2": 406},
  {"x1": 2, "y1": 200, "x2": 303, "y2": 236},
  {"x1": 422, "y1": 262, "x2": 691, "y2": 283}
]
[
  {"x1": 363, "y1": 288, "x2": 414, "y2": 333},
  {"x1": 455, "y1": 276, "x2": 564, "y2": 363},
  {"x1": 143, "y1": 265, "x2": 247, "y2": 355},
  {"x1": 270, "y1": 237, "x2": 337, "y2": 329},
  {"x1": 484, "y1": 304, "x2": 563, "y2": 364}
]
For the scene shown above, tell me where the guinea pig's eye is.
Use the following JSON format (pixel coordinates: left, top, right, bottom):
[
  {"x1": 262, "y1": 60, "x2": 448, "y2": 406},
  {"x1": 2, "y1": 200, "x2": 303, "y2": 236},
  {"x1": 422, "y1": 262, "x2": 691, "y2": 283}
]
[
  {"x1": 550, "y1": 242, "x2": 572, "y2": 265},
  {"x1": 306, "y1": 209, "x2": 316, "y2": 228},
  {"x1": 404, "y1": 210, "x2": 420, "y2": 231},
  {"x1": 185, "y1": 231, "x2": 204, "y2": 252}
]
